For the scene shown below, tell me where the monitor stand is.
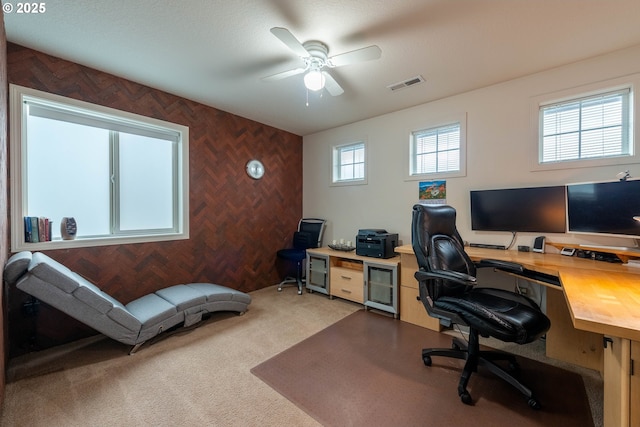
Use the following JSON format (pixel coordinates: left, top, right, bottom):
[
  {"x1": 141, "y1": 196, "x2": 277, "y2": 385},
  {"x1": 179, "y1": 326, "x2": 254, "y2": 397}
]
[{"x1": 579, "y1": 243, "x2": 640, "y2": 256}]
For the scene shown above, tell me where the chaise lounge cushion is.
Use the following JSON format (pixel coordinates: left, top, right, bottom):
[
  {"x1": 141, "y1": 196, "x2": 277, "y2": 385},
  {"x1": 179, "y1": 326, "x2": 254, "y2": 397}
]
[
  {"x1": 5, "y1": 251, "x2": 252, "y2": 352},
  {"x1": 72, "y1": 275, "x2": 118, "y2": 314},
  {"x1": 155, "y1": 284, "x2": 209, "y2": 327},
  {"x1": 28, "y1": 252, "x2": 83, "y2": 293},
  {"x1": 2, "y1": 251, "x2": 32, "y2": 285},
  {"x1": 156, "y1": 285, "x2": 207, "y2": 311},
  {"x1": 187, "y1": 282, "x2": 252, "y2": 303}
]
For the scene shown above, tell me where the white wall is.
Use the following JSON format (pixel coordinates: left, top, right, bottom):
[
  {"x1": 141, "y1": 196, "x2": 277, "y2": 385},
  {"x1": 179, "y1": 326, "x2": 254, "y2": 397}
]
[{"x1": 303, "y1": 44, "x2": 640, "y2": 251}]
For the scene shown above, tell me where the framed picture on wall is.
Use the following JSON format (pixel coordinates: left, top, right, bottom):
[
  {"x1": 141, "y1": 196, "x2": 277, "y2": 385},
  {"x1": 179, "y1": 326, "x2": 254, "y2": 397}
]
[{"x1": 418, "y1": 180, "x2": 446, "y2": 205}]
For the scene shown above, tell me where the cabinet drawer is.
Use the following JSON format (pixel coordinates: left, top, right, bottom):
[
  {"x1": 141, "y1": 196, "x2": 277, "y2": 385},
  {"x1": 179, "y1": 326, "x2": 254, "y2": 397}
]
[
  {"x1": 399, "y1": 285, "x2": 441, "y2": 331},
  {"x1": 400, "y1": 254, "x2": 419, "y2": 289},
  {"x1": 331, "y1": 266, "x2": 364, "y2": 303}
]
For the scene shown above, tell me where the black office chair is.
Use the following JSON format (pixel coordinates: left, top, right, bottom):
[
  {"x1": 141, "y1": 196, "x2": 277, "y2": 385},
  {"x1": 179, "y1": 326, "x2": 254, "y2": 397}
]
[
  {"x1": 277, "y1": 218, "x2": 326, "y2": 295},
  {"x1": 411, "y1": 204, "x2": 550, "y2": 409}
]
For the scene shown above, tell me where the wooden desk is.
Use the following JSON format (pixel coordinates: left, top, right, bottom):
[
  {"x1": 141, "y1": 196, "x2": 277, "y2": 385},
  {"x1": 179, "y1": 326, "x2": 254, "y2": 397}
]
[{"x1": 395, "y1": 244, "x2": 640, "y2": 427}]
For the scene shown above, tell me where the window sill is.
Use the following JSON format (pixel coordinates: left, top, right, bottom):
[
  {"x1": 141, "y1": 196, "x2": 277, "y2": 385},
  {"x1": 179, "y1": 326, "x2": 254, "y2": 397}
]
[
  {"x1": 405, "y1": 170, "x2": 466, "y2": 181},
  {"x1": 330, "y1": 178, "x2": 368, "y2": 187},
  {"x1": 12, "y1": 232, "x2": 189, "y2": 252},
  {"x1": 531, "y1": 154, "x2": 638, "y2": 172}
]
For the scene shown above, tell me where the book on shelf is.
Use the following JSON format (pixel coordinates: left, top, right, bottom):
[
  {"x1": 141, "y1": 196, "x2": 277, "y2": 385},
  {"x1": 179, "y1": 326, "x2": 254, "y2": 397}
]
[
  {"x1": 23, "y1": 217, "x2": 32, "y2": 243},
  {"x1": 24, "y1": 216, "x2": 53, "y2": 243}
]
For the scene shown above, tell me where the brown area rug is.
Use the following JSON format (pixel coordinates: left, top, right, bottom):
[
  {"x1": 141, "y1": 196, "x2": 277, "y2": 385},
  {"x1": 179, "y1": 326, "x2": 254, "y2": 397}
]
[{"x1": 251, "y1": 310, "x2": 593, "y2": 427}]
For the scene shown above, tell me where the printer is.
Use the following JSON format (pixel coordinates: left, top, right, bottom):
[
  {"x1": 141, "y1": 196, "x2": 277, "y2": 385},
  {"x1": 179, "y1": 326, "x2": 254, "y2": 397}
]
[{"x1": 356, "y1": 229, "x2": 399, "y2": 259}]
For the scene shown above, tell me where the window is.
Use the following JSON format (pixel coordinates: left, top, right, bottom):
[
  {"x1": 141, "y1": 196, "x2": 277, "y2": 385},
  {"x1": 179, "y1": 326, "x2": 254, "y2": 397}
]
[
  {"x1": 539, "y1": 88, "x2": 632, "y2": 164},
  {"x1": 409, "y1": 115, "x2": 466, "y2": 179},
  {"x1": 332, "y1": 142, "x2": 366, "y2": 185},
  {"x1": 10, "y1": 84, "x2": 189, "y2": 251}
]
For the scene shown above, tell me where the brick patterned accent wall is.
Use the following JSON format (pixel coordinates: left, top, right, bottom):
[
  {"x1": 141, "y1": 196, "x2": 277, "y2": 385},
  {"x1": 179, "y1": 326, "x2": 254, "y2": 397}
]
[{"x1": 7, "y1": 43, "x2": 303, "y2": 354}]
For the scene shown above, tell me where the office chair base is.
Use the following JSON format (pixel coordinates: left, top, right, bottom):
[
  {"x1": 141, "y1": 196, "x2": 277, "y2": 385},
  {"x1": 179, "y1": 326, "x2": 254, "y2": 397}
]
[
  {"x1": 422, "y1": 335, "x2": 541, "y2": 409},
  {"x1": 277, "y1": 277, "x2": 304, "y2": 295}
]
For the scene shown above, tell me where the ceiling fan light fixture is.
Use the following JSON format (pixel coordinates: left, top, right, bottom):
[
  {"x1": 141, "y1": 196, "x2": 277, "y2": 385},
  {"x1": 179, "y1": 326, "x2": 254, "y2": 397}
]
[{"x1": 304, "y1": 69, "x2": 325, "y2": 91}]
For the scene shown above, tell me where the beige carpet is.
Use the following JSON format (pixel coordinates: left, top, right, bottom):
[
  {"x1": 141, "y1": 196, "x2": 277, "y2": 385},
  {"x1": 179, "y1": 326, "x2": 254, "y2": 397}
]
[
  {"x1": 0, "y1": 286, "x2": 602, "y2": 426},
  {"x1": 252, "y1": 309, "x2": 593, "y2": 427}
]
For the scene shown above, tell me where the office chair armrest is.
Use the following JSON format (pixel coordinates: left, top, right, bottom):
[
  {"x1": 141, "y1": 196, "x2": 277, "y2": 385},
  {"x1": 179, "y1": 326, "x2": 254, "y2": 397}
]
[
  {"x1": 415, "y1": 269, "x2": 477, "y2": 286},
  {"x1": 475, "y1": 259, "x2": 524, "y2": 274}
]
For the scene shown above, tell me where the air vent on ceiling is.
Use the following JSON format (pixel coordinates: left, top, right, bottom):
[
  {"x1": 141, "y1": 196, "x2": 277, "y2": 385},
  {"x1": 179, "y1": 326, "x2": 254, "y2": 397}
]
[{"x1": 387, "y1": 75, "x2": 425, "y2": 92}]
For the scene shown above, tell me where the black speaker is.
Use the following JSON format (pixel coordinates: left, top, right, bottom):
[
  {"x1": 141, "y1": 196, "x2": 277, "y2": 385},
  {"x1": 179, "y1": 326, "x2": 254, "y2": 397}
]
[{"x1": 532, "y1": 236, "x2": 545, "y2": 253}]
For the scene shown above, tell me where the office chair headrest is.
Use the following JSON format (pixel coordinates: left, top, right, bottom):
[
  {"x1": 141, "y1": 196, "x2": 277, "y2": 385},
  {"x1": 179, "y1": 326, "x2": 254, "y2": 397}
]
[{"x1": 413, "y1": 204, "x2": 458, "y2": 237}]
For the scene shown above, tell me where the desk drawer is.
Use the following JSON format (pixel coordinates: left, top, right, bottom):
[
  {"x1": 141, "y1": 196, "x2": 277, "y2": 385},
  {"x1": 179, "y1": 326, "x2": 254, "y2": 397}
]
[
  {"x1": 400, "y1": 254, "x2": 419, "y2": 289},
  {"x1": 400, "y1": 285, "x2": 441, "y2": 331},
  {"x1": 331, "y1": 266, "x2": 363, "y2": 303}
]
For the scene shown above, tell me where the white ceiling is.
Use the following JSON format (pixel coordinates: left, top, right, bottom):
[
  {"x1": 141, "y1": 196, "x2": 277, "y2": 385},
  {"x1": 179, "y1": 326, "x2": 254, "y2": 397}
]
[{"x1": 5, "y1": 0, "x2": 640, "y2": 136}]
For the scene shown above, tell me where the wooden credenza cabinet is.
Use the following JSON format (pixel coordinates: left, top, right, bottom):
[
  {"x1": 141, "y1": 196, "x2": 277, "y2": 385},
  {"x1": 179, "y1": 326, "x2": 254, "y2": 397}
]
[{"x1": 306, "y1": 247, "x2": 400, "y2": 317}]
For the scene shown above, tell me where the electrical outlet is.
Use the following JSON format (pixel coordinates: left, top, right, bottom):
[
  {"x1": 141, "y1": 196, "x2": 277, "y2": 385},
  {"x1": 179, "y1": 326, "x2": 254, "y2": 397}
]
[{"x1": 520, "y1": 287, "x2": 529, "y2": 295}]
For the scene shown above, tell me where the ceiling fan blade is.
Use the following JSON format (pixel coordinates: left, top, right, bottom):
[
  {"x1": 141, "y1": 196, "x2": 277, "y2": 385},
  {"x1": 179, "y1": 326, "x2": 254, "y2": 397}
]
[
  {"x1": 323, "y1": 71, "x2": 344, "y2": 96},
  {"x1": 270, "y1": 27, "x2": 310, "y2": 58},
  {"x1": 329, "y1": 45, "x2": 382, "y2": 67},
  {"x1": 262, "y1": 67, "x2": 307, "y2": 82}
]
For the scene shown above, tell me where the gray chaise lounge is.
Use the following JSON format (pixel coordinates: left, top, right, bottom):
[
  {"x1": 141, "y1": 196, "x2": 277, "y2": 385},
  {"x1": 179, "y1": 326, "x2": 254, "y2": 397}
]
[{"x1": 4, "y1": 251, "x2": 251, "y2": 353}]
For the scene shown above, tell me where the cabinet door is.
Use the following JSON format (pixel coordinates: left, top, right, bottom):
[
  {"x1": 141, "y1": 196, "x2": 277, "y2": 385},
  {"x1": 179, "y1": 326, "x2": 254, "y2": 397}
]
[
  {"x1": 306, "y1": 254, "x2": 329, "y2": 295},
  {"x1": 367, "y1": 266, "x2": 393, "y2": 303},
  {"x1": 364, "y1": 263, "x2": 398, "y2": 316}
]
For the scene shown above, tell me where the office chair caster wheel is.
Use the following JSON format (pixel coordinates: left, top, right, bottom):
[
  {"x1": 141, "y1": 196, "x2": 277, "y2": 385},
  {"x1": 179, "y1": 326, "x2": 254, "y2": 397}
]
[
  {"x1": 422, "y1": 355, "x2": 432, "y2": 366},
  {"x1": 459, "y1": 390, "x2": 473, "y2": 405},
  {"x1": 527, "y1": 397, "x2": 541, "y2": 410}
]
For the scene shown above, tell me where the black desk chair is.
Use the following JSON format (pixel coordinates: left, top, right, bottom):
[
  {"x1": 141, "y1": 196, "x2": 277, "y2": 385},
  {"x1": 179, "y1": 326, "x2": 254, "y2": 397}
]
[
  {"x1": 411, "y1": 204, "x2": 550, "y2": 408},
  {"x1": 277, "y1": 218, "x2": 326, "y2": 295}
]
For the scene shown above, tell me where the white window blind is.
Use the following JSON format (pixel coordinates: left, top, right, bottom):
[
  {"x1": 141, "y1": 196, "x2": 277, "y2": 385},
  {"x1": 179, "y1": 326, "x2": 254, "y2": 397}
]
[
  {"x1": 540, "y1": 89, "x2": 631, "y2": 163},
  {"x1": 411, "y1": 123, "x2": 461, "y2": 175}
]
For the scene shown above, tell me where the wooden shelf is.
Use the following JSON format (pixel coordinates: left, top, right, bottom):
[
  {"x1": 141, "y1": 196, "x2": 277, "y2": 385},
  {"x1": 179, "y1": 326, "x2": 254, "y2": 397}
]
[{"x1": 547, "y1": 242, "x2": 640, "y2": 263}]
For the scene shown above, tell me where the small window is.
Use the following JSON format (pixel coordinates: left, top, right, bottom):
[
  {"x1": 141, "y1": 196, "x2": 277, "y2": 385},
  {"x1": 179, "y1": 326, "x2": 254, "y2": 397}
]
[
  {"x1": 332, "y1": 142, "x2": 366, "y2": 185},
  {"x1": 539, "y1": 88, "x2": 632, "y2": 164},
  {"x1": 409, "y1": 117, "x2": 465, "y2": 179},
  {"x1": 10, "y1": 84, "x2": 189, "y2": 251}
]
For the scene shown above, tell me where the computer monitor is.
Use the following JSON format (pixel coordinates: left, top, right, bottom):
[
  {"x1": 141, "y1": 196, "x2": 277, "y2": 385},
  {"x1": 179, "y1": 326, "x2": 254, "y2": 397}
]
[
  {"x1": 470, "y1": 186, "x2": 567, "y2": 233},
  {"x1": 567, "y1": 179, "x2": 640, "y2": 238}
]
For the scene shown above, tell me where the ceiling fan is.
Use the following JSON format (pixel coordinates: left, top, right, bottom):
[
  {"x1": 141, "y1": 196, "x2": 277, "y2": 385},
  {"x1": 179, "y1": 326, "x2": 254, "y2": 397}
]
[{"x1": 262, "y1": 27, "x2": 382, "y2": 96}]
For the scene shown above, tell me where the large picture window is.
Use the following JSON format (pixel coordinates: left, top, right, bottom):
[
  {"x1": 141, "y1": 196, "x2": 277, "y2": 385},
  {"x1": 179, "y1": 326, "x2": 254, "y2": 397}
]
[{"x1": 10, "y1": 84, "x2": 189, "y2": 251}]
